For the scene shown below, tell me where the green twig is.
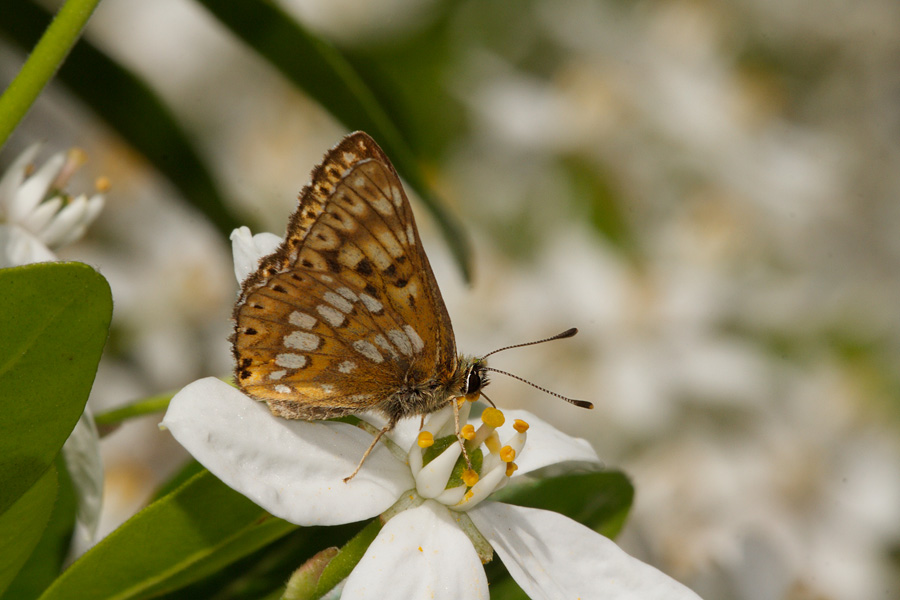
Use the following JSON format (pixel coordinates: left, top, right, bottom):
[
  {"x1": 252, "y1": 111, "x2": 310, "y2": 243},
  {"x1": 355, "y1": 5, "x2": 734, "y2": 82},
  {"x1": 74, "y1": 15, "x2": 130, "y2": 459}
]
[
  {"x1": 0, "y1": 0, "x2": 102, "y2": 148},
  {"x1": 93, "y1": 391, "x2": 174, "y2": 429}
]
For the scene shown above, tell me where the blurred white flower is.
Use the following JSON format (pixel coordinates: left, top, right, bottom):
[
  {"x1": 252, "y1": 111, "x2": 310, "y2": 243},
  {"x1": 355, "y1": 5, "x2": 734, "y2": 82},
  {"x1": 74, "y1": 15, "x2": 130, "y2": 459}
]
[{"x1": 0, "y1": 144, "x2": 105, "y2": 267}]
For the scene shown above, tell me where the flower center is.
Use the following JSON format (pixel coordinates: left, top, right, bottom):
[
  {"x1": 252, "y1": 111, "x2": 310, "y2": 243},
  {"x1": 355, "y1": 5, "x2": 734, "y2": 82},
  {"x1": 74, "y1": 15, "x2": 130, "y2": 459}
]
[{"x1": 407, "y1": 399, "x2": 528, "y2": 511}]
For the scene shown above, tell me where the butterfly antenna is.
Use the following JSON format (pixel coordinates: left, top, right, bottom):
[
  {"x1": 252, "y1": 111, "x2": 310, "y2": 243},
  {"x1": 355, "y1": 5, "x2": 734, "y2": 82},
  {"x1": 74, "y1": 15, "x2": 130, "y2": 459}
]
[
  {"x1": 484, "y1": 367, "x2": 594, "y2": 409},
  {"x1": 480, "y1": 327, "x2": 579, "y2": 360}
]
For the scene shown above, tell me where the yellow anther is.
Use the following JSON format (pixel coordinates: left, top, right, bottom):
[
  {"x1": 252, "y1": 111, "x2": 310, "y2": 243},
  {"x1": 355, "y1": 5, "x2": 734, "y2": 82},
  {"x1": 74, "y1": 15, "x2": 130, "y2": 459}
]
[
  {"x1": 95, "y1": 175, "x2": 111, "y2": 192},
  {"x1": 418, "y1": 546, "x2": 423, "y2": 552},
  {"x1": 505, "y1": 462, "x2": 519, "y2": 477},
  {"x1": 513, "y1": 419, "x2": 529, "y2": 433},
  {"x1": 417, "y1": 431, "x2": 434, "y2": 448},
  {"x1": 461, "y1": 423, "x2": 476, "y2": 440},
  {"x1": 481, "y1": 407, "x2": 505, "y2": 428},
  {"x1": 465, "y1": 392, "x2": 480, "y2": 402},
  {"x1": 484, "y1": 432, "x2": 501, "y2": 454},
  {"x1": 500, "y1": 445, "x2": 516, "y2": 463},
  {"x1": 462, "y1": 468, "x2": 479, "y2": 487},
  {"x1": 456, "y1": 397, "x2": 466, "y2": 407},
  {"x1": 464, "y1": 489, "x2": 475, "y2": 501}
]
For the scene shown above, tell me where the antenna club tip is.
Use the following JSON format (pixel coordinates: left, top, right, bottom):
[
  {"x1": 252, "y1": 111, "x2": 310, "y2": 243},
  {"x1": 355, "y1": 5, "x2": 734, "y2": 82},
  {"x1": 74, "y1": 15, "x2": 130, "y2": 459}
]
[
  {"x1": 562, "y1": 327, "x2": 578, "y2": 338},
  {"x1": 573, "y1": 400, "x2": 594, "y2": 409}
]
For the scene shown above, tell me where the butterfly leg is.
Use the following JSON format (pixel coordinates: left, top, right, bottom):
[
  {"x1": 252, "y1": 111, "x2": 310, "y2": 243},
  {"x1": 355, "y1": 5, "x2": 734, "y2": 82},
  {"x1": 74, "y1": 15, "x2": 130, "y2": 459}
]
[
  {"x1": 453, "y1": 398, "x2": 473, "y2": 471},
  {"x1": 344, "y1": 421, "x2": 394, "y2": 483}
]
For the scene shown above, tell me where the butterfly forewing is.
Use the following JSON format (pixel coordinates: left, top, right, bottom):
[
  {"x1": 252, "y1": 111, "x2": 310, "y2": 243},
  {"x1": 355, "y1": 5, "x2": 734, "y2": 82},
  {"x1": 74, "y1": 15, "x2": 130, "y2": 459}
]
[{"x1": 233, "y1": 132, "x2": 458, "y2": 421}]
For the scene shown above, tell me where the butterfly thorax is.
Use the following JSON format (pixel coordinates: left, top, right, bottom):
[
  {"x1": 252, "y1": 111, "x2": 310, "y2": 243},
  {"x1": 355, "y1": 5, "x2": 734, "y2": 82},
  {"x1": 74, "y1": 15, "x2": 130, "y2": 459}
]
[{"x1": 376, "y1": 354, "x2": 488, "y2": 425}]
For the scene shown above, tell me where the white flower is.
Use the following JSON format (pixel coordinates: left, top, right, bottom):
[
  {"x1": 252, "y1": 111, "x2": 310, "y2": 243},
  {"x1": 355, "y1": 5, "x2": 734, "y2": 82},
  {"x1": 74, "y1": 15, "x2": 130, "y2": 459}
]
[
  {"x1": 162, "y1": 377, "x2": 701, "y2": 599},
  {"x1": 0, "y1": 144, "x2": 105, "y2": 267},
  {"x1": 159, "y1": 226, "x2": 703, "y2": 599}
]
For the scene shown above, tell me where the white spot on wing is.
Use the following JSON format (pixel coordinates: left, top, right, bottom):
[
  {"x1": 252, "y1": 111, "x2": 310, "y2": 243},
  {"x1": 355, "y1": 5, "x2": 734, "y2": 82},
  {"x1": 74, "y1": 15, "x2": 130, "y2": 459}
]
[
  {"x1": 392, "y1": 185, "x2": 404, "y2": 207},
  {"x1": 403, "y1": 325, "x2": 425, "y2": 353},
  {"x1": 388, "y1": 329, "x2": 412, "y2": 356},
  {"x1": 289, "y1": 311, "x2": 316, "y2": 329},
  {"x1": 406, "y1": 224, "x2": 415, "y2": 246},
  {"x1": 269, "y1": 370, "x2": 287, "y2": 380},
  {"x1": 370, "y1": 195, "x2": 392, "y2": 216},
  {"x1": 336, "y1": 287, "x2": 359, "y2": 302},
  {"x1": 317, "y1": 304, "x2": 345, "y2": 327},
  {"x1": 275, "y1": 353, "x2": 307, "y2": 369},
  {"x1": 353, "y1": 340, "x2": 383, "y2": 363},
  {"x1": 360, "y1": 293, "x2": 383, "y2": 314},
  {"x1": 324, "y1": 291, "x2": 354, "y2": 313},
  {"x1": 275, "y1": 384, "x2": 291, "y2": 394},
  {"x1": 338, "y1": 360, "x2": 357, "y2": 373},
  {"x1": 284, "y1": 331, "x2": 319, "y2": 351},
  {"x1": 374, "y1": 334, "x2": 398, "y2": 358}
]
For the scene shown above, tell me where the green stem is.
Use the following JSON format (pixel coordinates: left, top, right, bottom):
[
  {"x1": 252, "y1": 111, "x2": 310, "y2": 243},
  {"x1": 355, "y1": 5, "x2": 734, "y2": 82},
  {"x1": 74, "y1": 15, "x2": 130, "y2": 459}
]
[
  {"x1": 94, "y1": 377, "x2": 235, "y2": 429},
  {"x1": 0, "y1": 0, "x2": 102, "y2": 148},
  {"x1": 93, "y1": 391, "x2": 174, "y2": 429}
]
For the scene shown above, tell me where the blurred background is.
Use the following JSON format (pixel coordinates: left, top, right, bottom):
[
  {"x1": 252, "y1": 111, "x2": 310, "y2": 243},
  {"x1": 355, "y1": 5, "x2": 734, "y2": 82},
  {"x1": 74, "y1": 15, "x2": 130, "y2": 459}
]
[{"x1": 3, "y1": 0, "x2": 900, "y2": 598}]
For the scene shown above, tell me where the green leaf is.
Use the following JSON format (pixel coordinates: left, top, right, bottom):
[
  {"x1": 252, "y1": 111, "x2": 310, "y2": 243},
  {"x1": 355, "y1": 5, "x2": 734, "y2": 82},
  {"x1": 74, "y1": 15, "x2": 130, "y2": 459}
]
[
  {"x1": 38, "y1": 470, "x2": 297, "y2": 600},
  {"x1": 490, "y1": 469, "x2": 634, "y2": 539},
  {"x1": 0, "y1": 467, "x2": 57, "y2": 597},
  {"x1": 195, "y1": 0, "x2": 472, "y2": 281},
  {"x1": 0, "y1": 0, "x2": 243, "y2": 238},
  {"x1": 1, "y1": 458, "x2": 76, "y2": 600},
  {"x1": 0, "y1": 262, "x2": 111, "y2": 516},
  {"x1": 156, "y1": 521, "x2": 363, "y2": 600}
]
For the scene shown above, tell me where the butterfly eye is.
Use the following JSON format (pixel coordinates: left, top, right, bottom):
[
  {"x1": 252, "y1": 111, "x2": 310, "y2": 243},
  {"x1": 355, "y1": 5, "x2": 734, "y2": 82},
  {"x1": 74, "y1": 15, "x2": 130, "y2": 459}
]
[{"x1": 464, "y1": 367, "x2": 482, "y2": 395}]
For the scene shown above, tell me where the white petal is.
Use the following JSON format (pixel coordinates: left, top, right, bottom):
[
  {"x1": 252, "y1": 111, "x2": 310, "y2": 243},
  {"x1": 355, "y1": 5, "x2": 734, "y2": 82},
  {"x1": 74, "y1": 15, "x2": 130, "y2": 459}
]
[
  {"x1": 470, "y1": 503, "x2": 702, "y2": 600},
  {"x1": 40, "y1": 194, "x2": 89, "y2": 247},
  {"x1": 343, "y1": 500, "x2": 488, "y2": 599},
  {"x1": 62, "y1": 407, "x2": 104, "y2": 541},
  {"x1": 497, "y1": 409, "x2": 601, "y2": 476},
  {"x1": 0, "y1": 224, "x2": 57, "y2": 267},
  {"x1": 20, "y1": 196, "x2": 62, "y2": 234},
  {"x1": 161, "y1": 377, "x2": 413, "y2": 526},
  {"x1": 0, "y1": 144, "x2": 40, "y2": 213},
  {"x1": 49, "y1": 194, "x2": 105, "y2": 249},
  {"x1": 230, "y1": 227, "x2": 282, "y2": 284},
  {"x1": 9, "y1": 151, "x2": 65, "y2": 223}
]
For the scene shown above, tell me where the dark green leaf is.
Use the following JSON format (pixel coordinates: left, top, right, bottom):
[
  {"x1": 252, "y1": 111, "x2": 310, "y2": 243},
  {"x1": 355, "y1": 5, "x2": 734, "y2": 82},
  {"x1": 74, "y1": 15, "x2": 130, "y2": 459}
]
[
  {"x1": 490, "y1": 469, "x2": 634, "y2": 539},
  {"x1": 195, "y1": 0, "x2": 472, "y2": 280},
  {"x1": 0, "y1": 0, "x2": 243, "y2": 237},
  {"x1": 0, "y1": 467, "x2": 57, "y2": 597},
  {"x1": 0, "y1": 262, "x2": 111, "y2": 516},
  {"x1": 38, "y1": 470, "x2": 297, "y2": 600},
  {"x1": 2, "y1": 457, "x2": 77, "y2": 600}
]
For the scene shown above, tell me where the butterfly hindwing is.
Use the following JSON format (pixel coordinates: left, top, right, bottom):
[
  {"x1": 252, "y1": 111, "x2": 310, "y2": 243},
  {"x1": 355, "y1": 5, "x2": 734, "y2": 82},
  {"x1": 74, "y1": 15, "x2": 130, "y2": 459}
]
[{"x1": 233, "y1": 132, "x2": 458, "y2": 421}]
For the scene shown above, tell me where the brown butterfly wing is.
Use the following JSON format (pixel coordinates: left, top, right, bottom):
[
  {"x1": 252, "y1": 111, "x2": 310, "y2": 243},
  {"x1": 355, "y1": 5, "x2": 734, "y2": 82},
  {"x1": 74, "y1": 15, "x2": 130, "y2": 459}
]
[{"x1": 232, "y1": 132, "x2": 458, "y2": 421}]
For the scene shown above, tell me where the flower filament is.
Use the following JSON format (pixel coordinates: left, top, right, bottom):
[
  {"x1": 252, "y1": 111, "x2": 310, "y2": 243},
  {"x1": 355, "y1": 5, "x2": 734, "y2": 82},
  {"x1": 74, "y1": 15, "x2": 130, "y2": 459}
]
[{"x1": 407, "y1": 401, "x2": 527, "y2": 512}]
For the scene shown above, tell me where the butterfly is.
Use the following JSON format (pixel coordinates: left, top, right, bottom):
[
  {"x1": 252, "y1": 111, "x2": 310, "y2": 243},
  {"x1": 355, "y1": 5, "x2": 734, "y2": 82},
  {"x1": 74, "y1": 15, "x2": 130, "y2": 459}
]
[{"x1": 231, "y1": 131, "x2": 590, "y2": 481}]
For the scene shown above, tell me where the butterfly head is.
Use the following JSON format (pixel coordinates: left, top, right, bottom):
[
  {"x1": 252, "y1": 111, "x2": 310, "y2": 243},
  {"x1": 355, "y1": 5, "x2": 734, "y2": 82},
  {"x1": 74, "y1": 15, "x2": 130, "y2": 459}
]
[{"x1": 461, "y1": 357, "x2": 489, "y2": 402}]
